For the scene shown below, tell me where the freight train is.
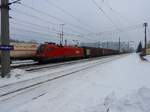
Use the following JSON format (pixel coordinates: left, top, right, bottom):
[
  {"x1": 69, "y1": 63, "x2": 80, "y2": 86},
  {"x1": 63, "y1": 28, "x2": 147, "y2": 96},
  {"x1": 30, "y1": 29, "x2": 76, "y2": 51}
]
[
  {"x1": 35, "y1": 42, "x2": 119, "y2": 62},
  {"x1": 0, "y1": 42, "x2": 119, "y2": 63}
]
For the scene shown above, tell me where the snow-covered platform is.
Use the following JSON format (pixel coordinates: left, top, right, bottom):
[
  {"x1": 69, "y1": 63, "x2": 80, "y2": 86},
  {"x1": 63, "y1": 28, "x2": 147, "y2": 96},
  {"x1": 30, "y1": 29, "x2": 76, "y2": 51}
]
[{"x1": 1, "y1": 54, "x2": 150, "y2": 112}]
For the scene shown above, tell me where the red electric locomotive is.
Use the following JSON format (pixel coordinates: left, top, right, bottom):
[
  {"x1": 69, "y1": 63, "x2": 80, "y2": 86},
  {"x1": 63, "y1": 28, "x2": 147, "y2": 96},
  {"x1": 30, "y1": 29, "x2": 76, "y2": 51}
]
[{"x1": 36, "y1": 43, "x2": 84, "y2": 62}]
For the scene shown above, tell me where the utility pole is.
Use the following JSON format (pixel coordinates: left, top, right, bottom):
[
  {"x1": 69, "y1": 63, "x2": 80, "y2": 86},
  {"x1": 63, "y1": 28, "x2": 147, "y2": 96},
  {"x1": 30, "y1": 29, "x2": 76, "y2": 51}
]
[
  {"x1": 60, "y1": 24, "x2": 65, "y2": 46},
  {"x1": 0, "y1": 0, "x2": 20, "y2": 78},
  {"x1": 128, "y1": 41, "x2": 130, "y2": 53},
  {"x1": 59, "y1": 33, "x2": 62, "y2": 45},
  {"x1": 1, "y1": 0, "x2": 10, "y2": 77},
  {"x1": 118, "y1": 37, "x2": 120, "y2": 53},
  {"x1": 98, "y1": 41, "x2": 100, "y2": 48},
  {"x1": 65, "y1": 39, "x2": 67, "y2": 46},
  {"x1": 144, "y1": 22, "x2": 148, "y2": 55},
  {"x1": 106, "y1": 41, "x2": 109, "y2": 48}
]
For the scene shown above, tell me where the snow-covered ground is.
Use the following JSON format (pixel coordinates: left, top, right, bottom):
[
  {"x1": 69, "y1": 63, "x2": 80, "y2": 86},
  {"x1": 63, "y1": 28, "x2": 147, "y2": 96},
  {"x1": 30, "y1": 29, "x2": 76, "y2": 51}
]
[
  {"x1": 145, "y1": 55, "x2": 150, "y2": 62},
  {"x1": 0, "y1": 55, "x2": 120, "y2": 86},
  {"x1": 1, "y1": 54, "x2": 150, "y2": 112}
]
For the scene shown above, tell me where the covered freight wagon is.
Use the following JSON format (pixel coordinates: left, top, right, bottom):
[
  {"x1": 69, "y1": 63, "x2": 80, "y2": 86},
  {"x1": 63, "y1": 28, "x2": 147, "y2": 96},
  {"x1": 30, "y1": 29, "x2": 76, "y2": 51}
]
[
  {"x1": 83, "y1": 47, "x2": 118, "y2": 58},
  {"x1": 82, "y1": 47, "x2": 103, "y2": 58}
]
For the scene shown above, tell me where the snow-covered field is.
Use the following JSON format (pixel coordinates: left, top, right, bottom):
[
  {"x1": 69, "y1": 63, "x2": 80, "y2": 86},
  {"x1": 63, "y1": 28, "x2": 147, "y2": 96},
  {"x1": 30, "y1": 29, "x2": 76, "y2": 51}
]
[{"x1": 0, "y1": 54, "x2": 150, "y2": 112}]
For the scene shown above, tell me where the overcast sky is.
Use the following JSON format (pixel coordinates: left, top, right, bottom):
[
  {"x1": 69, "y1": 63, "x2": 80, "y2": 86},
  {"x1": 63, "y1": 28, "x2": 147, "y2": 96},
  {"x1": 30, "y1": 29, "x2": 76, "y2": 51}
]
[{"x1": 7, "y1": 0, "x2": 150, "y2": 47}]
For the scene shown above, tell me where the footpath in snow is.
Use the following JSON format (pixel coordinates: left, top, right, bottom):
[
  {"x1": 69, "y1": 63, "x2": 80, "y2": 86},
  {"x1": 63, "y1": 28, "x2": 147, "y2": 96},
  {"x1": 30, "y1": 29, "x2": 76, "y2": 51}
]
[{"x1": 1, "y1": 54, "x2": 150, "y2": 112}]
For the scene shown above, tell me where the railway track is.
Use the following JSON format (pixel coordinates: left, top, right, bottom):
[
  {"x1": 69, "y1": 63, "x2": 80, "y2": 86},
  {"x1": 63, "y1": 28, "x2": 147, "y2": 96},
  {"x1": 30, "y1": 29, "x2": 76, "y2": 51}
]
[
  {"x1": 0, "y1": 55, "x2": 125, "y2": 101},
  {"x1": 23, "y1": 56, "x2": 115, "y2": 72},
  {"x1": 0, "y1": 56, "x2": 113, "y2": 70},
  {"x1": 0, "y1": 55, "x2": 122, "y2": 71}
]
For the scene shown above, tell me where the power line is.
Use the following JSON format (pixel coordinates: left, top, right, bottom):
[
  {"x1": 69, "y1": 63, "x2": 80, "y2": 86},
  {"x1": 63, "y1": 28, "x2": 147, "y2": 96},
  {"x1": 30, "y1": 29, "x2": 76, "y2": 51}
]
[
  {"x1": 11, "y1": 1, "x2": 138, "y2": 42},
  {"x1": 10, "y1": 18, "x2": 87, "y2": 39},
  {"x1": 10, "y1": 33, "x2": 57, "y2": 41},
  {"x1": 11, "y1": 8, "x2": 59, "y2": 26},
  {"x1": 11, "y1": 9, "x2": 87, "y2": 38},
  {"x1": 11, "y1": 9, "x2": 89, "y2": 36},
  {"x1": 45, "y1": 0, "x2": 95, "y2": 32},
  {"x1": 11, "y1": 26, "x2": 58, "y2": 38},
  {"x1": 10, "y1": 22, "x2": 59, "y2": 37},
  {"x1": 84, "y1": 24, "x2": 143, "y2": 36},
  {"x1": 19, "y1": 3, "x2": 94, "y2": 33},
  {"x1": 11, "y1": 29, "x2": 95, "y2": 42},
  {"x1": 91, "y1": 0, "x2": 120, "y2": 32},
  {"x1": 104, "y1": 0, "x2": 135, "y2": 25},
  {"x1": 10, "y1": 18, "x2": 59, "y2": 33},
  {"x1": 10, "y1": 23, "x2": 95, "y2": 42},
  {"x1": 10, "y1": 16, "x2": 143, "y2": 43}
]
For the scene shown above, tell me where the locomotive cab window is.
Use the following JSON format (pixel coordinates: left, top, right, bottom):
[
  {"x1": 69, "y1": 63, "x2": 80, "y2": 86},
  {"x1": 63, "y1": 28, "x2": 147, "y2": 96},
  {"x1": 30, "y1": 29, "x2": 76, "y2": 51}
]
[{"x1": 37, "y1": 45, "x2": 45, "y2": 53}]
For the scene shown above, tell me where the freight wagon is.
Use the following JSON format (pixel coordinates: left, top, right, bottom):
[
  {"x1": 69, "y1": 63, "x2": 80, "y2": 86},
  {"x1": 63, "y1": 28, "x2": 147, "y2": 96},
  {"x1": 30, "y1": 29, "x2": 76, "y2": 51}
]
[
  {"x1": 83, "y1": 47, "x2": 118, "y2": 58},
  {"x1": 35, "y1": 43, "x2": 119, "y2": 63}
]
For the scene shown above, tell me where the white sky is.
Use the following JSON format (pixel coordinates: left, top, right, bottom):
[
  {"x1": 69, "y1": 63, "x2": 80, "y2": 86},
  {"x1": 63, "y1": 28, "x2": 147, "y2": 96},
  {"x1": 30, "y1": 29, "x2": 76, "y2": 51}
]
[{"x1": 2, "y1": 0, "x2": 150, "y2": 47}]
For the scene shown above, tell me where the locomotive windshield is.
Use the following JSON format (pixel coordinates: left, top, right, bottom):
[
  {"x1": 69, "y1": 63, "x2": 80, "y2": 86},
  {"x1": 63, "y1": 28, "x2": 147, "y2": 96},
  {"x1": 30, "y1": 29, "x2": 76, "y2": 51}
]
[{"x1": 37, "y1": 45, "x2": 45, "y2": 54}]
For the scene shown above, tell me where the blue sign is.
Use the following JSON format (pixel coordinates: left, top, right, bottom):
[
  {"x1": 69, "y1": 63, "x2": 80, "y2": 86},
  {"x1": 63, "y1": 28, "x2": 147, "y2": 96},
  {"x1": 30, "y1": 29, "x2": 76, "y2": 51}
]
[{"x1": 0, "y1": 45, "x2": 14, "y2": 51}]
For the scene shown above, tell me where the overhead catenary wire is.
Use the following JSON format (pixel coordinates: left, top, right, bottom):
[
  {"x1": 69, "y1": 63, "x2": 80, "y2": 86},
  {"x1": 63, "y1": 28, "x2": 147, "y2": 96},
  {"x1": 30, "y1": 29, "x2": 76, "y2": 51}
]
[
  {"x1": 104, "y1": 0, "x2": 136, "y2": 25},
  {"x1": 10, "y1": 1, "x2": 144, "y2": 44},
  {"x1": 101, "y1": 0, "x2": 132, "y2": 25},
  {"x1": 12, "y1": 7, "x2": 97, "y2": 40},
  {"x1": 10, "y1": 18, "x2": 60, "y2": 33},
  {"x1": 10, "y1": 33, "x2": 57, "y2": 42},
  {"x1": 102, "y1": 0, "x2": 137, "y2": 39},
  {"x1": 10, "y1": 22, "x2": 59, "y2": 37},
  {"x1": 11, "y1": 2, "x2": 107, "y2": 42},
  {"x1": 11, "y1": 29, "x2": 95, "y2": 42},
  {"x1": 10, "y1": 8, "x2": 143, "y2": 43},
  {"x1": 11, "y1": 9, "x2": 88, "y2": 36},
  {"x1": 11, "y1": 17, "x2": 86, "y2": 36},
  {"x1": 91, "y1": 0, "x2": 120, "y2": 32},
  {"x1": 10, "y1": 22, "x2": 95, "y2": 42},
  {"x1": 11, "y1": 9, "x2": 59, "y2": 26},
  {"x1": 10, "y1": 19, "x2": 143, "y2": 43},
  {"x1": 45, "y1": 0, "x2": 96, "y2": 32},
  {"x1": 11, "y1": 26, "x2": 58, "y2": 38},
  {"x1": 19, "y1": 3, "x2": 95, "y2": 33},
  {"x1": 10, "y1": 19, "x2": 90, "y2": 40},
  {"x1": 83, "y1": 23, "x2": 143, "y2": 36}
]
